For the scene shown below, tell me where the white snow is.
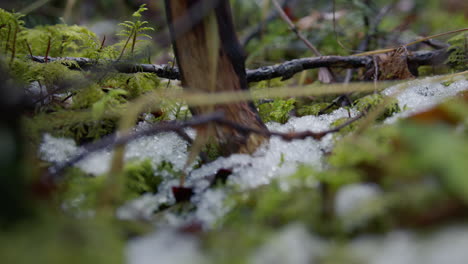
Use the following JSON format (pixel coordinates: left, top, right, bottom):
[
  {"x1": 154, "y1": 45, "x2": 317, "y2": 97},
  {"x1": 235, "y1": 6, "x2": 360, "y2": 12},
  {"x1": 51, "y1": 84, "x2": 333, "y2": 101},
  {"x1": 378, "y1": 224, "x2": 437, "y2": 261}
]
[
  {"x1": 188, "y1": 107, "x2": 357, "y2": 190},
  {"x1": 383, "y1": 75, "x2": 468, "y2": 123},
  {"x1": 250, "y1": 224, "x2": 468, "y2": 264},
  {"x1": 40, "y1": 134, "x2": 79, "y2": 164},
  {"x1": 40, "y1": 74, "x2": 468, "y2": 227},
  {"x1": 126, "y1": 229, "x2": 205, "y2": 264},
  {"x1": 40, "y1": 122, "x2": 194, "y2": 175},
  {"x1": 250, "y1": 223, "x2": 326, "y2": 264},
  {"x1": 38, "y1": 74, "x2": 468, "y2": 264},
  {"x1": 335, "y1": 183, "x2": 382, "y2": 217},
  {"x1": 350, "y1": 225, "x2": 468, "y2": 264}
]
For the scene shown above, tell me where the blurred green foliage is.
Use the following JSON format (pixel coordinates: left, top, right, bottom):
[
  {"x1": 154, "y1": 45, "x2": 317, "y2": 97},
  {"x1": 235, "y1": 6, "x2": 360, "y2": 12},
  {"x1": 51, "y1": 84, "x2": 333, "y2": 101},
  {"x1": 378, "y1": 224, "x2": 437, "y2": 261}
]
[{"x1": 0, "y1": 2, "x2": 467, "y2": 263}]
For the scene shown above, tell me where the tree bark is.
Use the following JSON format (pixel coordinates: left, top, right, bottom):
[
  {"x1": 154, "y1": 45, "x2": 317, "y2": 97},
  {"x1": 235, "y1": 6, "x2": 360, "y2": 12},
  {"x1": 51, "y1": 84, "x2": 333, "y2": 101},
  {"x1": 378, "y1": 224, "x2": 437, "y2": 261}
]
[{"x1": 164, "y1": 0, "x2": 267, "y2": 155}]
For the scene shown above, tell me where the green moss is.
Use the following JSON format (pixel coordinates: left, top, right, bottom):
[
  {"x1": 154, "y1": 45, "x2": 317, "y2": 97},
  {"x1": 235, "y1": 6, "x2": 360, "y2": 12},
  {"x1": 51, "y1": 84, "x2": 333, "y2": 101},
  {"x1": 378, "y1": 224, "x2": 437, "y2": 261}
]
[
  {"x1": 296, "y1": 102, "x2": 335, "y2": 116},
  {"x1": 250, "y1": 77, "x2": 285, "y2": 89},
  {"x1": 0, "y1": 215, "x2": 124, "y2": 264},
  {"x1": 446, "y1": 33, "x2": 468, "y2": 71},
  {"x1": 258, "y1": 98, "x2": 295, "y2": 123},
  {"x1": 24, "y1": 110, "x2": 119, "y2": 144},
  {"x1": 329, "y1": 125, "x2": 399, "y2": 169},
  {"x1": 330, "y1": 117, "x2": 358, "y2": 136},
  {"x1": 18, "y1": 24, "x2": 99, "y2": 58},
  {"x1": 60, "y1": 160, "x2": 165, "y2": 211},
  {"x1": 123, "y1": 159, "x2": 162, "y2": 200},
  {"x1": 72, "y1": 84, "x2": 106, "y2": 109},
  {"x1": 354, "y1": 94, "x2": 400, "y2": 121}
]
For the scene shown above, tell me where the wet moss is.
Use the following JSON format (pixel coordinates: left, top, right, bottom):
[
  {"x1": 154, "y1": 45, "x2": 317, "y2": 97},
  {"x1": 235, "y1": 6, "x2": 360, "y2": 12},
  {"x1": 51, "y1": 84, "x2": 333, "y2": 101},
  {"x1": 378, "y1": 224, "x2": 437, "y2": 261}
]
[
  {"x1": 257, "y1": 98, "x2": 296, "y2": 123},
  {"x1": 354, "y1": 94, "x2": 400, "y2": 121}
]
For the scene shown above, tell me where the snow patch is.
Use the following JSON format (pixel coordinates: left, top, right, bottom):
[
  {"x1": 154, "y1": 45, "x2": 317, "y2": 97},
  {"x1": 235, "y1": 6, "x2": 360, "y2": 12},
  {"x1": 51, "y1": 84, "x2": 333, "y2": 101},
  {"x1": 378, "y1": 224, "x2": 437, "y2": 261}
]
[
  {"x1": 40, "y1": 74, "x2": 468, "y2": 228},
  {"x1": 39, "y1": 122, "x2": 193, "y2": 175},
  {"x1": 383, "y1": 75, "x2": 468, "y2": 123},
  {"x1": 335, "y1": 183, "x2": 382, "y2": 217},
  {"x1": 350, "y1": 225, "x2": 468, "y2": 264},
  {"x1": 250, "y1": 223, "x2": 325, "y2": 264},
  {"x1": 126, "y1": 229, "x2": 205, "y2": 264}
]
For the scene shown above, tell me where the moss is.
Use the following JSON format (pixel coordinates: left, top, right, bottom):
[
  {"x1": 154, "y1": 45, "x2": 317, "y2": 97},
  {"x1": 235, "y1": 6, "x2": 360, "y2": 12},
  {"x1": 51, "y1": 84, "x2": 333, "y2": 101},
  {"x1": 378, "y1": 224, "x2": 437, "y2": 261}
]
[
  {"x1": 60, "y1": 160, "x2": 167, "y2": 211},
  {"x1": 250, "y1": 77, "x2": 285, "y2": 89},
  {"x1": 330, "y1": 117, "x2": 358, "y2": 136},
  {"x1": 257, "y1": 98, "x2": 295, "y2": 123},
  {"x1": 0, "y1": 215, "x2": 124, "y2": 264},
  {"x1": 123, "y1": 159, "x2": 162, "y2": 200},
  {"x1": 354, "y1": 94, "x2": 400, "y2": 121},
  {"x1": 446, "y1": 33, "x2": 468, "y2": 71},
  {"x1": 24, "y1": 110, "x2": 119, "y2": 144},
  {"x1": 296, "y1": 102, "x2": 335, "y2": 116},
  {"x1": 18, "y1": 24, "x2": 98, "y2": 58},
  {"x1": 328, "y1": 125, "x2": 399, "y2": 169},
  {"x1": 100, "y1": 72, "x2": 160, "y2": 100}
]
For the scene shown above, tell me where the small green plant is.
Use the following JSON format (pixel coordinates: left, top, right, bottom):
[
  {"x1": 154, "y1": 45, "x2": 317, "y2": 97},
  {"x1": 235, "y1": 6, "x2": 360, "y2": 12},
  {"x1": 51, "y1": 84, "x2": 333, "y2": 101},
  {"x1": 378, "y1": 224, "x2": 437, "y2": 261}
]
[
  {"x1": 0, "y1": 9, "x2": 25, "y2": 64},
  {"x1": 116, "y1": 4, "x2": 154, "y2": 60}
]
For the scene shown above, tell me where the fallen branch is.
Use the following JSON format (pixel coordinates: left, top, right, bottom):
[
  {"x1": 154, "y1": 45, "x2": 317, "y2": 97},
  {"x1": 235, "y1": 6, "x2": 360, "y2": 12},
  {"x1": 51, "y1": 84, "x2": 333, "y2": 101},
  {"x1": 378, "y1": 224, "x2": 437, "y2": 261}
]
[
  {"x1": 30, "y1": 48, "x2": 449, "y2": 83},
  {"x1": 44, "y1": 110, "x2": 364, "y2": 180}
]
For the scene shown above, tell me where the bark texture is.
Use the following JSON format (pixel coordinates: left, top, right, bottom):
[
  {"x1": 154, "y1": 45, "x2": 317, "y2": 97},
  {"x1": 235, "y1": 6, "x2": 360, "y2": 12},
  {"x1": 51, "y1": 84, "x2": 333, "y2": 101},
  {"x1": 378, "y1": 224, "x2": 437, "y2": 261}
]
[{"x1": 164, "y1": 0, "x2": 267, "y2": 154}]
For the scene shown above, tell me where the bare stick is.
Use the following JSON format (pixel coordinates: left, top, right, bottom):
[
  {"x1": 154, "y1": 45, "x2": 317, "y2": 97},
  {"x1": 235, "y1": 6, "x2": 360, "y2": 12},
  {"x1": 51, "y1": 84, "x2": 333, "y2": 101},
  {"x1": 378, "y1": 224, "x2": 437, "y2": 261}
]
[{"x1": 29, "y1": 48, "x2": 450, "y2": 83}]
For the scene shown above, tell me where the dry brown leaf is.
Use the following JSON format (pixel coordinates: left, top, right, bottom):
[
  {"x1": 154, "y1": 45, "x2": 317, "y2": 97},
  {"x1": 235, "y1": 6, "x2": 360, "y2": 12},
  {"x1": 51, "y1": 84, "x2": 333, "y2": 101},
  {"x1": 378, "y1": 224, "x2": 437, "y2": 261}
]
[{"x1": 377, "y1": 47, "x2": 415, "y2": 80}]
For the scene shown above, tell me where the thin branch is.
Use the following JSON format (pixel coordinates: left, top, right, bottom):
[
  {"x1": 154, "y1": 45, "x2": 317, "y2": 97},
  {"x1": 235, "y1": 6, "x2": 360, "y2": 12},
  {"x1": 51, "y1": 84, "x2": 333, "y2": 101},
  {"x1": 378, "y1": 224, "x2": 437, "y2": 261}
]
[
  {"x1": 30, "y1": 48, "x2": 450, "y2": 84},
  {"x1": 44, "y1": 36, "x2": 51, "y2": 63}
]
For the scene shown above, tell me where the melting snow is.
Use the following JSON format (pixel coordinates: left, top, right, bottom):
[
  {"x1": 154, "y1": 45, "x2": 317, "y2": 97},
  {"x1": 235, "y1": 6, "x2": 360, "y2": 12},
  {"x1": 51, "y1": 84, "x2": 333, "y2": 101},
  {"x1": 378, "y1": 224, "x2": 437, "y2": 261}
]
[
  {"x1": 350, "y1": 225, "x2": 468, "y2": 264},
  {"x1": 40, "y1": 75, "x2": 467, "y2": 226},
  {"x1": 38, "y1": 74, "x2": 468, "y2": 263},
  {"x1": 383, "y1": 75, "x2": 468, "y2": 123},
  {"x1": 252, "y1": 224, "x2": 468, "y2": 264},
  {"x1": 334, "y1": 183, "x2": 382, "y2": 217},
  {"x1": 40, "y1": 122, "x2": 194, "y2": 175},
  {"x1": 250, "y1": 223, "x2": 326, "y2": 264},
  {"x1": 126, "y1": 229, "x2": 205, "y2": 264}
]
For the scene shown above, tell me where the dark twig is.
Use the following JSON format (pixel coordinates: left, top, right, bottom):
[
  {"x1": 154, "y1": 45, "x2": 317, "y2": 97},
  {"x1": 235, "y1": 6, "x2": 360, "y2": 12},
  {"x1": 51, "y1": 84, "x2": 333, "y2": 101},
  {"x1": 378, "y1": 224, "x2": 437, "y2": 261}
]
[
  {"x1": 44, "y1": 36, "x2": 51, "y2": 63},
  {"x1": 29, "y1": 48, "x2": 450, "y2": 83},
  {"x1": 98, "y1": 35, "x2": 106, "y2": 52},
  {"x1": 25, "y1": 40, "x2": 34, "y2": 59}
]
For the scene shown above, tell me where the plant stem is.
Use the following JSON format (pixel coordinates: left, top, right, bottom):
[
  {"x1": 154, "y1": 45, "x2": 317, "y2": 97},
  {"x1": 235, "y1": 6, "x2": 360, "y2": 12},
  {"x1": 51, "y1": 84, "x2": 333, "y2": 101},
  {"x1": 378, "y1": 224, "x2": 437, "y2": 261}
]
[
  {"x1": 4, "y1": 24, "x2": 11, "y2": 54},
  {"x1": 131, "y1": 28, "x2": 137, "y2": 55},
  {"x1": 118, "y1": 28, "x2": 134, "y2": 60},
  {"x1": 9, "y1": 24, "x2": 18, "y2": 65},
  {"x1": 44, "y1": 36, "x2": 51, "y2": 62}
]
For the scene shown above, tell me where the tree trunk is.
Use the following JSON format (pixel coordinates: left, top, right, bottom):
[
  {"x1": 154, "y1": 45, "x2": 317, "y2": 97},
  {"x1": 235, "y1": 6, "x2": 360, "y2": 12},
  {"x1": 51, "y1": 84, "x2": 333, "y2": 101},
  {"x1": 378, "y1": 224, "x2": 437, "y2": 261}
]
[{"x1": 164, "y1": 0, "x2": 267, "y2": 155}]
